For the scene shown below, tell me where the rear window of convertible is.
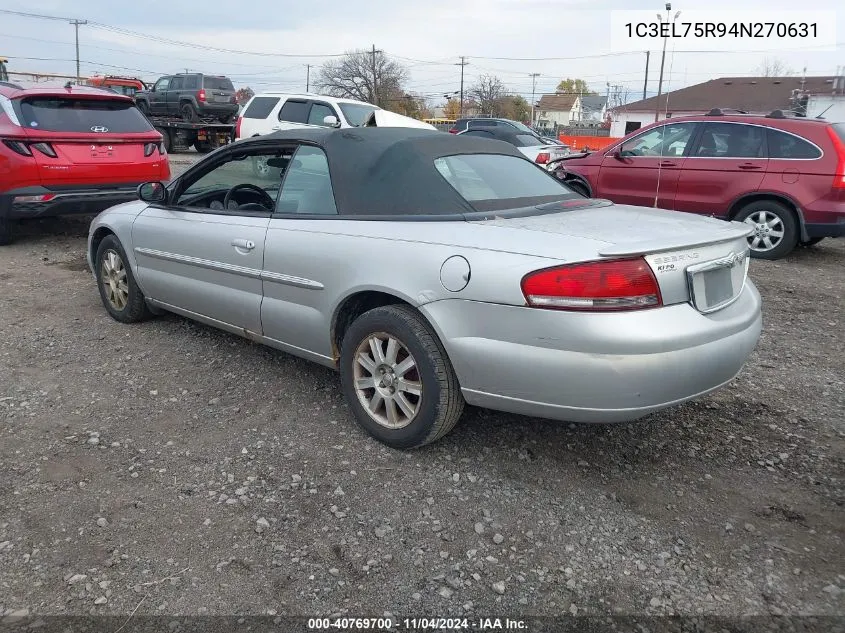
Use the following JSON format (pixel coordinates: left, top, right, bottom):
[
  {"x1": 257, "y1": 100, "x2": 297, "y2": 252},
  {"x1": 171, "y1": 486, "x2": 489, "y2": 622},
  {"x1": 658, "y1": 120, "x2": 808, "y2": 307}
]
[
  {"x1": 434, "y1": 154, "x2": 575, "y2": 204},
  {"x1": 16, "y1": 98, "x2": 154, "y2": 133}
]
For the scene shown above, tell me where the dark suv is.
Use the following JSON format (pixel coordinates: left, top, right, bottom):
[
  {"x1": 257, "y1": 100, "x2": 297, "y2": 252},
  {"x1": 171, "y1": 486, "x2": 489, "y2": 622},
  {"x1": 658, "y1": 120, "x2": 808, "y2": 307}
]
[
  {"x1": 552, "y1": 110, "x2": 845, "y2": 259},
  {"x1": 135, "y1": 73, "x2": 238, "y2": 123}
]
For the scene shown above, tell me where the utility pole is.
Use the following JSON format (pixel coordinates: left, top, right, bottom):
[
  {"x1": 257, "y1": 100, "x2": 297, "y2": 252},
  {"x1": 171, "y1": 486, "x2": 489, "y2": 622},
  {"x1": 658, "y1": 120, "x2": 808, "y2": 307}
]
[
  {"x1": 69, "y1": 19, "x2": 87, "y2": 84},
  {"x1": 655, "y1": 3, "x2": 680, "y2": 122},
  {"x1": 306, "y1": 64, "x2": 311, "y2": 92},
  {"x1": 456, "y1": 56, "x2": 469, "y2": 117},
  {"x1": 370, "y1": 45, "x2": 383, "y2": 106},
  {"x1": 643, "y1": 50, "x2": 650, "y2": 100},
  {"x1": 529, "y1": 72, "x2": 540, "y2": 125}
]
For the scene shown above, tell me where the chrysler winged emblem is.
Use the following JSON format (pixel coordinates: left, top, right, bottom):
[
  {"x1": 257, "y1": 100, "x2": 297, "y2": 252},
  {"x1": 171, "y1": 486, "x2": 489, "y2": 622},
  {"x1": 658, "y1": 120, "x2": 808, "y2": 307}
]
[{"x1": 90, "y1": 125, "x2": 109, "y2": 133}]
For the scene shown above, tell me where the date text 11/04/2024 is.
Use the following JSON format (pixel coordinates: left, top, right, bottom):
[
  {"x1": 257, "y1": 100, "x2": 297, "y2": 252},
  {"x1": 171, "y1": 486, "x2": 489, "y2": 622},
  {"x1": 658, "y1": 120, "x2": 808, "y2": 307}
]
[
  {"x1": 624, "y1": 21, "x2": 817, "y2": 39},
  {"x1": 307, "y1": 617, "x2": 528, "y2": 630}
]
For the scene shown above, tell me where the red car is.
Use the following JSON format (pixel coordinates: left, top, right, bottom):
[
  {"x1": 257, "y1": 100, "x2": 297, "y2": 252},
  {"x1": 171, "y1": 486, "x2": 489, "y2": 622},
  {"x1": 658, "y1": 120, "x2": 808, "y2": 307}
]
[
  {"x1": 0, "y1": 82, "x2": 169, "y2": 245},
  {"x1": 552, "y1": 109, "x2": 845, "y2": 259}
]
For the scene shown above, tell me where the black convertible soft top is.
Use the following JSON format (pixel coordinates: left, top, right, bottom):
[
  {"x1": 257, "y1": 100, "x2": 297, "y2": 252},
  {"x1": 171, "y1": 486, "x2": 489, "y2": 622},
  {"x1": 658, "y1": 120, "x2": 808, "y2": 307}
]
[{"x1": 244, "y1": 127, "x2": 530, "y2": 216}]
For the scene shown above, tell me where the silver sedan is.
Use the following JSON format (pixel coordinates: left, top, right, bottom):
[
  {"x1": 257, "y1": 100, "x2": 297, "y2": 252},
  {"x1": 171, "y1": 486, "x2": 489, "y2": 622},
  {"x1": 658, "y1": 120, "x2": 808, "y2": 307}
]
[{"x1": 87, "y1": 127, "x2": 762, "y2": 449}]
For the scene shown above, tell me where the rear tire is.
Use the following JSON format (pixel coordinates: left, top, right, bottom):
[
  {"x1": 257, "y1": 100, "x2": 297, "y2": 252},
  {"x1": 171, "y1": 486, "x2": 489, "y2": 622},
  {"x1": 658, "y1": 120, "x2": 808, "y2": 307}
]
[
  {"x1": 155, "y1": 127, "x2": 171, "y2": 154},
  {"x1": 219, "y1": 114, "x2": 233, "y2": 124},
  {"x1": 339, "y1": 305, "x2": 464, "y2": 449},
  {"x1": 95, "y1": 235, "x2": 152, "y2": 323},
  {"x1": 180, "y1": 102, "x2": 198, "y2": 123},
  {"x1": 734, "y1": 200, "x2": 798, "y2": 260},
  {"x1": 194, "y1": 140, "x2": 213, "y2": 154}
]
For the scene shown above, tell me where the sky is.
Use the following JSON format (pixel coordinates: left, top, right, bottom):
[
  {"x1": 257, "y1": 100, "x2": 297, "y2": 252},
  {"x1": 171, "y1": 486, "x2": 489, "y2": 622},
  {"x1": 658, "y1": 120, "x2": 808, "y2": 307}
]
[{"x1": 1, "y1": 0, "x2": 843, "y2": 106}]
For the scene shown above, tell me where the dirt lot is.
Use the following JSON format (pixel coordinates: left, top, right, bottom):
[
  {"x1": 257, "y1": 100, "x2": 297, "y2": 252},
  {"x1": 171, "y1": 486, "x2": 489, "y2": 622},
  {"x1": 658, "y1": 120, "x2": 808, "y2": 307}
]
[{"x1": 0, "y1": 162, "x2": 842, "y2": 624}]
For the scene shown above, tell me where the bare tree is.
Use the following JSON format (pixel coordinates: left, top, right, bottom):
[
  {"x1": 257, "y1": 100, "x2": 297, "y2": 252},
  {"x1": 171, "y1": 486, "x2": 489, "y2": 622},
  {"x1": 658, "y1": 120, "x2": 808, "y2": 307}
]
[
  {"x1": 469, "y1": 74, "x2": 506, "y2": 116},
  {"x1": 317, "y1": 49, "x2": 408, "y2": 108},
  {"x1": 756, "y1": 57, "x2": 793, "y2": 77}
]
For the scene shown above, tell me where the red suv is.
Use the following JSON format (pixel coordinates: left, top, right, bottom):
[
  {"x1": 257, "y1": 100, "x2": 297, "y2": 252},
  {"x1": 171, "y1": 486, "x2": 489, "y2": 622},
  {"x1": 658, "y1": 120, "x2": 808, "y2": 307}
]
[
  {"x1": 0, "y1": 82, "x2": 169, "y2": 245},
  {"x1": 552, "y1": 109, "x2": 845, "y2": 259}
]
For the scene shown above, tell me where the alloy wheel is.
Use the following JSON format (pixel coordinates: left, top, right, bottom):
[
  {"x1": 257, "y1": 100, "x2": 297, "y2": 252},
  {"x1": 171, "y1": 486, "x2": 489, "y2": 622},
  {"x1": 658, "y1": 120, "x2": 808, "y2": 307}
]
[
  {"x1": 352, "y1": 332, "x2": 422, "y2": 429},
  {"x1": 100, "y1": 249, "x2": 129, "y2": 311},
  {"x1": 743, "y1": 210, "x2": 785, "y2": 252}
]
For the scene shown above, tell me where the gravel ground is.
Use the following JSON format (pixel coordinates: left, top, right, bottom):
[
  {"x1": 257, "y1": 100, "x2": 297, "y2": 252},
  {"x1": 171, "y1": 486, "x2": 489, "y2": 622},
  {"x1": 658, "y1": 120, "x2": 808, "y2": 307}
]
[{"x1": 0, "y1": 165, "x2": 842, "y2": 624}]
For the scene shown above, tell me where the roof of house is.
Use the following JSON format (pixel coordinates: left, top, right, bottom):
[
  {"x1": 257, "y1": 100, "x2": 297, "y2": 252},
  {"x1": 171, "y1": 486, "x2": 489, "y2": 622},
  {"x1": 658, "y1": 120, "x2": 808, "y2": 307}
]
[
  {"x1": 536, "y1": 94, "x2": 577, "y2": 112},
  {"x1": 615, "y1": 76, "x2": 840, "y2": 113},
  {"x1": 579, "y1": 95, "x2": 607, "y2": 112}
]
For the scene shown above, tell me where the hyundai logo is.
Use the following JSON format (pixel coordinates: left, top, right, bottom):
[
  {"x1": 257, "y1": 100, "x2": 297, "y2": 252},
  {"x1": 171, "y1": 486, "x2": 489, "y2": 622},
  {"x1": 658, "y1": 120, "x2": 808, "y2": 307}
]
[{"x1": 90, "y1": 126, "x2": 109, "y2": 133}]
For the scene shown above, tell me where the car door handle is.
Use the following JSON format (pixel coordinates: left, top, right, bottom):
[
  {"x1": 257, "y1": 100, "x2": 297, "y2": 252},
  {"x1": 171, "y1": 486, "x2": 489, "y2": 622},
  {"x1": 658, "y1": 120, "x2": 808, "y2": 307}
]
[
  {"x1": 738, "y1": 163, "x2": 762, "y2": 170},
  {"x1": 659, "y1": 161, "x2": 677, "y2": 167},
  {"x1": 231, "y1": 238, "x2": 255, "y2": 251}
]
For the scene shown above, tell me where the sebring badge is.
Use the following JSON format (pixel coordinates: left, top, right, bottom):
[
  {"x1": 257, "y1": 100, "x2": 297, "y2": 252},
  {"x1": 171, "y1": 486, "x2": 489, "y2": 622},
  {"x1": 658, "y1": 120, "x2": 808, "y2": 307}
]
[{"x1": 90, "y1": 125, "x2": 109, "y2": 133}]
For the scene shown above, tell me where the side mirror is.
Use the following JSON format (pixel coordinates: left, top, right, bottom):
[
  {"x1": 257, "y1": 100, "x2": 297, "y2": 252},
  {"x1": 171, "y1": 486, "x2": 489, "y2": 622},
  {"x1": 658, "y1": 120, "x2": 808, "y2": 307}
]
[
  {"x1": 611, "y1": 149, "x2": 623, "y2": 159},
  {"x1": 138, "y1": 181, "x2": 166, "y2": 203},
  {"x1": 323, "y1": 115, "x2": 340, "y2": 128}
]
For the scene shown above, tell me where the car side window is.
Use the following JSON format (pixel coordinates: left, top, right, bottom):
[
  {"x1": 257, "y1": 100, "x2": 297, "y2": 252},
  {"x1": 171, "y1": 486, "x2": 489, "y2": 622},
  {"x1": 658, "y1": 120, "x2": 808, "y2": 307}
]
[
  {"x1": 693, "y1": 123, "x2": 764, "y2": 158},
  {"x1": 276, "y1": 146, "x2": 338, "y2": 215},
  {"x1": 154, "y1": 77, "x2": 170, "y2": 92},
  {"x1": 184, "y1": 76, "x2": 199, "y2": 90},
  {"x1": 170, "y1": 77, "x2": 184, "y2": 91},
  {"x1": 278, "y1": 100, "x2": 310, "y2": 124},
  {"x1": 308, "y1": 102, "x2": 336, "y2": 126},
  {"x1": 173, "y1": 150, "x2": 292, "y2": 213},
  {"x1": 767, "y1": 129, "x2": 822, "y2": 159},
  {"x1": 620, "y1": 123, "x2": 695, "y2": 157}
]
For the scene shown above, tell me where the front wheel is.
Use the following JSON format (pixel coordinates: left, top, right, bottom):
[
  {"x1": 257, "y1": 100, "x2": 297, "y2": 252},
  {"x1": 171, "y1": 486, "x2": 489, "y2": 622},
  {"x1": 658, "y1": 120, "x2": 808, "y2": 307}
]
[
  {"x1": 734, "y1": 200, "x2": 798, "y2": 260},
  {"x1": 339, "y1": 305, "x2": 464, "y2": 449},
  {"x1": 95, "y1": 235, "x2": 152, "y2": 323}
]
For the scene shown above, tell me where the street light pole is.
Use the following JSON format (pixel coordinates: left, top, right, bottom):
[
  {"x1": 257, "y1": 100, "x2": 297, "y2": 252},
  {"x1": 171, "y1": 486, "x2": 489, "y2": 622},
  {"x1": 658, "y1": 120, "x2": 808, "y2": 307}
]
[{"x1": 654, "y1": 3, "x2": 680, "y2": 122}]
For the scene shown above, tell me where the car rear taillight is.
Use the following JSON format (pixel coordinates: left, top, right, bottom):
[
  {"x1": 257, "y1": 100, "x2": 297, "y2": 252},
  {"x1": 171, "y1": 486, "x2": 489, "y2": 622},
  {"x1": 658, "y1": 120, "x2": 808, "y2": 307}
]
[
  {"x1": 448, "y1": 128, "x2": 458, "y2": 134},
  {"x1": 144, "y1": 142, "x2": 167, "y2": 156},
  {"x1": 30, "y1": 142, "x2": 57, "y2": 158},
  {"x1": 14, "y1": 194, "x2": 56, "y2": 203},
  {"x1": 826, "y1": 126, "x2": 845, "y2": 189},
  {"x1": 535, "y1": 152, "x2": 550, "y2": 164},
  {"x1": 2, "y1": 139, "x2": 32, "y2": 156},
  {"x1": 235, "y1": 116, "x2": 242, "y2": 139},
  {"x1": 197, "y1": 89, "x2": 207, "y2": 102},
  {"x1": 521, "y1": 258, "x2": 662, "y2": 311}
]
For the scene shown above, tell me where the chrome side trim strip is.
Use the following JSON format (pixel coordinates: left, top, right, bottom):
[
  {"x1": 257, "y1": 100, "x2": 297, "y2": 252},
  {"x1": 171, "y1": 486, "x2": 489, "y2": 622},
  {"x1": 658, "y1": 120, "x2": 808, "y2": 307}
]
[
  {"x1": 134, "y1": 247, "x2": 324, "y2": 290},
  {"x1": 260, "y1": 270, "x2": 324, "y2": 290},
  {"x1": 135, "y1": 247, "x2": 261, "y2": 279}
]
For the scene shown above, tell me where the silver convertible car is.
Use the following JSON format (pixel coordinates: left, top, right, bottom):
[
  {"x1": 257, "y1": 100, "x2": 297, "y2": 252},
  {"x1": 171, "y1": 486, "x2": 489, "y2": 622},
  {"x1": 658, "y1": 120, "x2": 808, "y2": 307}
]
[{"x1": 87, "y1": 127, "x2": 762, "y2": 449}]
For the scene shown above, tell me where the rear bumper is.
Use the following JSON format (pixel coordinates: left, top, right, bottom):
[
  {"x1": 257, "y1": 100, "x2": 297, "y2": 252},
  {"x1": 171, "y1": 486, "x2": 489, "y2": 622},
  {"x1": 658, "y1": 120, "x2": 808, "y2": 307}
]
[
  {"x1": 802, "y1": 199, "x2": 845, "y2": 238},
  {"x1": 1, "y1": 186, "x2": 141, "y2": 220},
  {"x1": 419, "y1": 282, "x2": 762, "y2": 423},
  {"x1": 197, "y1": 103, "x2": 238, "y2": 116}
]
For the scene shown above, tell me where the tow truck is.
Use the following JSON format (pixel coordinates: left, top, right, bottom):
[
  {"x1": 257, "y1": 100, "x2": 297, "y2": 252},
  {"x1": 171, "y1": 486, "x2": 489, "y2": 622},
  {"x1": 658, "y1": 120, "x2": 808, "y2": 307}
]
[{"x1": 86, "y1": 75, "x2": 235, "y2": 153}]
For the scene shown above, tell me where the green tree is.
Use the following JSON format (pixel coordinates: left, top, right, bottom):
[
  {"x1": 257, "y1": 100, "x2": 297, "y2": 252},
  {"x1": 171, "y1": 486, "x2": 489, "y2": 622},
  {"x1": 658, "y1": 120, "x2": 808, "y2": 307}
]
[
  {"x1": 235, "y1": 87, "x2": 255, "y2": 104},
  {"x1": 556, "y1": 78, "x2": 597, "y2": 95},
  {"x1": 496, "y1": 95, "x2": 530, "y2": 122}
]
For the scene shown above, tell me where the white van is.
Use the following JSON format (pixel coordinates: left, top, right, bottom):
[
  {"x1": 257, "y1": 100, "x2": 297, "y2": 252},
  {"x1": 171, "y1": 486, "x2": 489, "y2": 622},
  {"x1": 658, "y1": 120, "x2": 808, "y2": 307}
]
[{"x1": 235, "y1": 93, "x2": 379, "y2": 139}]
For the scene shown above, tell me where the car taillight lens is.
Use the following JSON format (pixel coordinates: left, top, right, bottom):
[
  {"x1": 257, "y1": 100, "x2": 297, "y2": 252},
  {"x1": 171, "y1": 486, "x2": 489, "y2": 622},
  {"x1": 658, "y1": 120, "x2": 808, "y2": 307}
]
[
  {"x1": 521, "y1": 258, "x2": 662, "y2": 311},
  {"x1": 535, "y1": 152, "x2": 550, "y2": 164},
  {"x1": 31, "y1": 142, "x2": 57, "y2": 158},
  {"x1": 826, "y1": 126, "x2": 845, "y2": 189},
  {"x1": 235, "y1": 116, "x2": 242, "y2": 139},
  {"x1": 158, "y1": 141, "x2": 167, "y2": 154},
  {"x1": 144, "y1": 142, "x2": 157, "y2": 156},
  {"x1": 197, "y1": 89, "x2": 206, "y2": 102},
  {"x1": 2, "y1": 139, "x2": 32, "y2": 156}
]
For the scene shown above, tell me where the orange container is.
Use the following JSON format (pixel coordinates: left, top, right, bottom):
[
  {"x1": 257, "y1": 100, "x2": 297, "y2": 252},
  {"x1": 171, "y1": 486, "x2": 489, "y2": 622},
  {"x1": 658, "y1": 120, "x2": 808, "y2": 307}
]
[{"x1": 558, "y1": 135, "x2": 620, "y2": 152}]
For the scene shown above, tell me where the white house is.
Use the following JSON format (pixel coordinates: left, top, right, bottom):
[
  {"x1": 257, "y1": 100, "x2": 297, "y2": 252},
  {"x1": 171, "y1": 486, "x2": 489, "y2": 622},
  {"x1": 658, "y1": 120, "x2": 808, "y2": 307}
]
[{"x1": 534, "y1": 94, "x2": 578, "y2": 127}]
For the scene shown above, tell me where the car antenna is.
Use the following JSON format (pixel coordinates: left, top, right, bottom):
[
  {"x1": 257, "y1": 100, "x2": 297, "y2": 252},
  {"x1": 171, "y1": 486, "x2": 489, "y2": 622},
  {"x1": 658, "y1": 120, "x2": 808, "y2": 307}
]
[{"x1": 815, "y1": 104, "x2": 834, "y2": 119}]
